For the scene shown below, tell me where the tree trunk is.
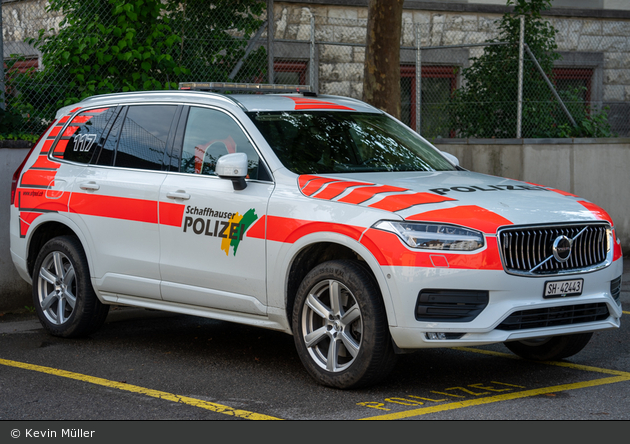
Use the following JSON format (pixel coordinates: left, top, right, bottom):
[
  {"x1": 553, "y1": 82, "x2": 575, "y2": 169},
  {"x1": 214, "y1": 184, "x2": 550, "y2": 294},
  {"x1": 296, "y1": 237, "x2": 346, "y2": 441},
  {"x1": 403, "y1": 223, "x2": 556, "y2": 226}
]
[{"x1": 362, "y1": 0, "x2": 404, "y2": 119}]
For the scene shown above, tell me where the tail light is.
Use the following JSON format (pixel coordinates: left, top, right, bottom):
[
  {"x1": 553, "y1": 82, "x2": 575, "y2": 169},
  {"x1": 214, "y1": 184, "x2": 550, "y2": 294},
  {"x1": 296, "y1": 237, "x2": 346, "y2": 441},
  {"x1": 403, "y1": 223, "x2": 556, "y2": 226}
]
[{"x1": 10, "y1": 121, "x2": 56, "y2": 206}]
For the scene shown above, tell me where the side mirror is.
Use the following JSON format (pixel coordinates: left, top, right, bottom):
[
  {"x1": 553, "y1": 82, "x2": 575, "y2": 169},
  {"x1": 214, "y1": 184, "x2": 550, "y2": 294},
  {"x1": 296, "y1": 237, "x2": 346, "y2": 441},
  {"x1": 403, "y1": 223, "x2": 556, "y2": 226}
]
[
  {"x1": 216, "y1": 152, "x2": 248, "y2": 190},
  {"x1": 441, "y1": 151, "x2": 460, "y2": 167}
]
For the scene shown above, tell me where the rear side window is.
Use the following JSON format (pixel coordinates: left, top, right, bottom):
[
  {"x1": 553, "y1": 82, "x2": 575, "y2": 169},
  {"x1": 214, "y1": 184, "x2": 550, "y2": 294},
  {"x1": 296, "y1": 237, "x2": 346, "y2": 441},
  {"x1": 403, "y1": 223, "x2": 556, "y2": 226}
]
[
  {"x1": 113, "y1": 105, "x2": 178, "y2": 170},
  {"x1": 93, "y1": 107, "x2": 125, "y2": 166},
  {"x1": 52, "y1": 107, "x2": 118, "y2": 164}
]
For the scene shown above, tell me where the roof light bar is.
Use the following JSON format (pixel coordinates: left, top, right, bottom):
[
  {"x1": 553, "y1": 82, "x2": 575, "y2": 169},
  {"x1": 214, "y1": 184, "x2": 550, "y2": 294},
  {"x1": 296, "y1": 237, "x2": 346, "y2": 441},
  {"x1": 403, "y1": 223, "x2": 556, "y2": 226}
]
[{"x1": 179, "y1": 82, "x2": 313, "y2": 94}]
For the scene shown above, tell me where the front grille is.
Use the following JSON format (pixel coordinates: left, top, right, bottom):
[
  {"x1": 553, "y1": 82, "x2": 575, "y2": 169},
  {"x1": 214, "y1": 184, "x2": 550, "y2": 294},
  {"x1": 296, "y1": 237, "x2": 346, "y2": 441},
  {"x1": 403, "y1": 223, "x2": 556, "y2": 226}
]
[
  {"x1": 416, "y1": 289, "x2": 489, "y2": 322},
  {"x1": 611, "y1": 277, "x2": 622, "y2": 302},
  {"x1": 496, "y1": 303, "x2": 609, "y2": 331},
  {"x1": 498, "y1": 223, "x2": 609, "y2": 276}
]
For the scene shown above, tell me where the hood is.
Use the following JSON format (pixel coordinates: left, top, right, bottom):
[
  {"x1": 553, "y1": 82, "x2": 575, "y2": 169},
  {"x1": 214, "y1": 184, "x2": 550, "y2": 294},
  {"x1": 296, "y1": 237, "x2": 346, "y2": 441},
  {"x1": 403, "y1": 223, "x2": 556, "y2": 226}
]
[{"x1": 297, "y1": 171, "x2": 614, "y2": 234}]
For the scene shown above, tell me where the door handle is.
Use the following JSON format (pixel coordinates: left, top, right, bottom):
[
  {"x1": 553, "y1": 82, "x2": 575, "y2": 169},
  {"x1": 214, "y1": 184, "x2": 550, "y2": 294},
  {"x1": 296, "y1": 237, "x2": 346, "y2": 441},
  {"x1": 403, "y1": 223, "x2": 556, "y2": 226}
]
[
  {"x1": 166, "y1": 191, "x2": 191, "y2": 200},
  {"x1": 79, "y1": 181, "x2": 100, "y2": 191}
]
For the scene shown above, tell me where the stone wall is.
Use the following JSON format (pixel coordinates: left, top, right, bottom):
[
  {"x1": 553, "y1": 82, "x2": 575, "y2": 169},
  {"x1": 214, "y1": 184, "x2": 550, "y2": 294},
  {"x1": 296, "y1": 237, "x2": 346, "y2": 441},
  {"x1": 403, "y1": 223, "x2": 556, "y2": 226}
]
[
  {"x1": 0, "y1": 147, "x2": 33, "y2": 313},
  {"x1": 2, "y1": 0, "x2": 63, "y2": 58}
]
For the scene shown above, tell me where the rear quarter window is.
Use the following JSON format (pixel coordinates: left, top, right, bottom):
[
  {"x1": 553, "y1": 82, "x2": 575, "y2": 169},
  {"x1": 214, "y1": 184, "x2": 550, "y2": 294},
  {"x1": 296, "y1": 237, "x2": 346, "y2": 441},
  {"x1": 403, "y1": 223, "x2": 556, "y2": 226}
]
[{"x1": 52, "y1": 107, "x2": 118, "y2": 164}]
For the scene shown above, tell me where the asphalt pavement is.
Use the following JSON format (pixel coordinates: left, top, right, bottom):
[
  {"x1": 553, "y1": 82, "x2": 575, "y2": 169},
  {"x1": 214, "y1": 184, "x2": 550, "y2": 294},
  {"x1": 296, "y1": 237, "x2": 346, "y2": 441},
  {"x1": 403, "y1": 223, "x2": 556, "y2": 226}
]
[{"x1": 0, "y1": 261, "x2": 628, "y2": 423}]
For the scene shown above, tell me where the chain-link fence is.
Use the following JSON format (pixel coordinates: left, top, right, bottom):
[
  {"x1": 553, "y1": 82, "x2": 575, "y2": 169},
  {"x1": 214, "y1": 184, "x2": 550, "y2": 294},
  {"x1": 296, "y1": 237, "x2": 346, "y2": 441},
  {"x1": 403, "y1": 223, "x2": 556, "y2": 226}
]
[
  {"x1": 411, "y1": 14, "x2": 629, "y2": 139},
  {"x1": 2, "y1": 1, "x2": 630, "y2": 139},
  {"x1": 301, "y1": 12, "x2": 630, "y2": 139},
  {"x1": 1, "y1": 0, "x2": 271, "y2": 136}
]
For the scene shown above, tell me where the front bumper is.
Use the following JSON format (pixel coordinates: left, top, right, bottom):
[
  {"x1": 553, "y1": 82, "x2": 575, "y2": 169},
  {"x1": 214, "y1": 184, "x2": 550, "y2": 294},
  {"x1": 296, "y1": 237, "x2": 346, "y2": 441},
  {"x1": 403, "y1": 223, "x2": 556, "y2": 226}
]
[{"x1": 384, "y1": 257, "x2": 623, "y2": 349}]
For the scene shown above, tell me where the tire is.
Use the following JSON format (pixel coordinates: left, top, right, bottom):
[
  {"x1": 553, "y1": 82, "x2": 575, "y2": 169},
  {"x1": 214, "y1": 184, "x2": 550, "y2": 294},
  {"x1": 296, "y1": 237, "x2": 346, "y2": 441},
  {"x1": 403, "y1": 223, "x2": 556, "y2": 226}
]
[
  {"x1": 504, "y1": 332, "x2": 593, "y2": 361},
  {"x1": 32, "y1": 236, "x2": 109, "y2": 338},
  {"x1": 292, "y1": 260, "x2": 397, "y2": 389}
]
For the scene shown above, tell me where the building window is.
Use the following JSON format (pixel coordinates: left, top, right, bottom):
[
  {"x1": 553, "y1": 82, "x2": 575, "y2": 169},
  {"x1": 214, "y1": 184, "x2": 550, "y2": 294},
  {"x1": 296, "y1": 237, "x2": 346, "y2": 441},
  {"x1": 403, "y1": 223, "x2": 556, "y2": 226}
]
[
  {"x1": 6, "y1": 57, "x2": 39, "y2": 74},
  {"x1": 553, "y1": 67, "x2": 593, "y2": 112},
  {"x1": 401, "y1": 65, "x2": 457, "y2": 137},
  {"x1": 3, "y1": 57, "x2": 40, "y2": 98},
  {"x1": 274, "y1": 60, "x2": 308, "y2": 85},
  {"x1": 250, "y1": 60, "x2": 308, "y2": 85}
]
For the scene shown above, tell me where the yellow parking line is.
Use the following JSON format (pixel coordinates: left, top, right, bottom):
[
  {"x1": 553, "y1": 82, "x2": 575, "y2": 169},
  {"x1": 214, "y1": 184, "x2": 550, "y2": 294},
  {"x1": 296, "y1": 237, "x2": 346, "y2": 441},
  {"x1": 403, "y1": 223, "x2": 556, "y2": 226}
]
[
  {"x1": 623, "y1": 311, "x2": 630, "y2": 315},
  {"x1": 360, "y1": 347, "x2": 630, "y2": 420},
  {"x1": 0, "y1": 358, "x2": 282, "y2": 420},
  {"x1": 360, "y1": 375, "x2": 630, "y2": 420}
]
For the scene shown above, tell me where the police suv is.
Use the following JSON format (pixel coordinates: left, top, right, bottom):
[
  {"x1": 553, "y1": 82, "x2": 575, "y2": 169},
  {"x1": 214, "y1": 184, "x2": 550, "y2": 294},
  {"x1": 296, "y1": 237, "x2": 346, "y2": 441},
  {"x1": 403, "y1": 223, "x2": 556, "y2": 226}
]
[{"x1": 10, "y1": 83, "x2": 623, "y2": 389}]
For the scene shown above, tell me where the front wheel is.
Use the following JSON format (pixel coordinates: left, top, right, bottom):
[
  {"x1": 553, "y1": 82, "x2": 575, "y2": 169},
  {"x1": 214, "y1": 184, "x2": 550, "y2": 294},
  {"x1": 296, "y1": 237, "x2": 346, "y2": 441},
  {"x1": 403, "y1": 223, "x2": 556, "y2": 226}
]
[
  {"x1": 292, "y1": 260, "x2": 397, "y2": 389},
  {"x1": 504, "y1": 332, "x2": 593, "y2": 361},
  {"x1": 33, "y1": 236, "x2": 109, "y2": 338}
]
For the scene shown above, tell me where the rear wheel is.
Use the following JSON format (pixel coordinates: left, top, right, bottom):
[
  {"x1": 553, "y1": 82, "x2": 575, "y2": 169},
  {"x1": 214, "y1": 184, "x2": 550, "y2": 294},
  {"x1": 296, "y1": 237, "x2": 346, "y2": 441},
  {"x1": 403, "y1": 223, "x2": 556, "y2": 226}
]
[
  {"x1": 33, "y1": 236, "x2": 109, "y2": 338},
  {"x1": 504, "y1": 332, "x2": 593, "y2": 361},
  {"x1": 292, "y1": 260, "x2": 397, "y2": 389}
]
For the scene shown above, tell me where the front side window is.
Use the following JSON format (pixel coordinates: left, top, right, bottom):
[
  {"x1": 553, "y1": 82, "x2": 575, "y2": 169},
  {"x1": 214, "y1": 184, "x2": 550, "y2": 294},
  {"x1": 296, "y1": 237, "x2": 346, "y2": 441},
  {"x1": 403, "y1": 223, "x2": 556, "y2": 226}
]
[
  {"x1": 180, "y1": 107, "x2": 266, "y2": 180},
  {"x1": 247, "y1": 111, "x2": 456, "y2": 175}
]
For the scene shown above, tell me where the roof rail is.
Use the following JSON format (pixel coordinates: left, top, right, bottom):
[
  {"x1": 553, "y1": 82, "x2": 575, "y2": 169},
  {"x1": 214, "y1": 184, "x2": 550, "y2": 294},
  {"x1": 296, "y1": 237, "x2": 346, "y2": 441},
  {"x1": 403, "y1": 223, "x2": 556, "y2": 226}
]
[{"x1": 178, "y1": 82, "x2": 315, "y2": 95}]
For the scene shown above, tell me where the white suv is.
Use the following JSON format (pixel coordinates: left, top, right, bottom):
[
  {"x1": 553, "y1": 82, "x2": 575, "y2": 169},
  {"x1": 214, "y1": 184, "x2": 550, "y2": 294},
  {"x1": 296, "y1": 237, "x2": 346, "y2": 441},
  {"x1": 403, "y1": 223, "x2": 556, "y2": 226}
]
[{"x1": 10, "y1": 84, "x2": 623, "y2": 389}]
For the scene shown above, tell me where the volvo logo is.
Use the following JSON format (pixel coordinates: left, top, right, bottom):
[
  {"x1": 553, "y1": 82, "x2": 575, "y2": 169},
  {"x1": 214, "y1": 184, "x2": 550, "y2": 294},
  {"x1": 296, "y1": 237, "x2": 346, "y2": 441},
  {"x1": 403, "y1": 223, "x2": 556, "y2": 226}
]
[{"x1": 552, "y1": 235, "x2": 573, "y2": 262}]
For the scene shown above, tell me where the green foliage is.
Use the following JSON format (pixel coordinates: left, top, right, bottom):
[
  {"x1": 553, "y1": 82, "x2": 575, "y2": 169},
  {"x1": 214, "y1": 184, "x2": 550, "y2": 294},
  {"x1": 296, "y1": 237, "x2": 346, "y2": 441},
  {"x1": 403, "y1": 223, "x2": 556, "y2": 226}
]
[
  {"x1": 449, "y1": 0, "x2": 612, "y2": 138},
  {"x1": 0, "y1": 56, "x2": 49, "y2": 138},
  {"x1": 2, "y1": 0, "x2": 267, "y2": 139},
  {"x1": 0, "y1": 132, "x2": 40, "y2": 143},
  {"x1": 30, "y1": 0, "x2": 188, "y2": 103},
  {"x1": 555, "y1": 86, "x2": 614, "y2": 138},
  {"x1": 165, "y1": 0, "x2": 267, "y2": 83},
  {"x1": 0, "y1": 108, "x2": 25, "y2": 134}
]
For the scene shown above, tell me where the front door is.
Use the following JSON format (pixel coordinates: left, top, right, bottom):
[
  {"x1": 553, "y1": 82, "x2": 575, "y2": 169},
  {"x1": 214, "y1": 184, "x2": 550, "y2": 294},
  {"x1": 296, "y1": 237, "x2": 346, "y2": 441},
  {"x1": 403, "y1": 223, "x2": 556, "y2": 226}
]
[{"x1": 158, "y1": 106, "x2": 273, "y2": 315}]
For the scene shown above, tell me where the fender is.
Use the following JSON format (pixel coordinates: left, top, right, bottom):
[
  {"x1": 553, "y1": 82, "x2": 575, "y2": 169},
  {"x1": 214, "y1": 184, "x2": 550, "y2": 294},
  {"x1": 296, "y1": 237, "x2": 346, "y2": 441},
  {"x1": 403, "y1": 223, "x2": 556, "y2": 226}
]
[
  {"x1": 23, "y1": 212, "x2": 103, "y2": 302},
  {"x1": 267, "y1": 230, "x2": 400, "y2": 328}
]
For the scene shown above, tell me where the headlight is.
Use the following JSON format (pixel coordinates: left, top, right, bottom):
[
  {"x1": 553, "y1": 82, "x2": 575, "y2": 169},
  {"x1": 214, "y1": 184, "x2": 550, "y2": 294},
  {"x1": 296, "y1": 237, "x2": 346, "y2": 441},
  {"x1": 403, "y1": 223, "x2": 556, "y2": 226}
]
[{"x1": 373, "y1": 221, "x2": 484, "y2": 251}]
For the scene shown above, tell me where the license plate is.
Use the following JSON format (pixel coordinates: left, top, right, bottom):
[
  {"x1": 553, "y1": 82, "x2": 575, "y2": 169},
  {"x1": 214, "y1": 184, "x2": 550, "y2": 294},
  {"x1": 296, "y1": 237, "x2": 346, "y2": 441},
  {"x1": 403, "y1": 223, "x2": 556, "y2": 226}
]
[{"x1": 543, "y1": 279, "x2": 583, "y2": 298}]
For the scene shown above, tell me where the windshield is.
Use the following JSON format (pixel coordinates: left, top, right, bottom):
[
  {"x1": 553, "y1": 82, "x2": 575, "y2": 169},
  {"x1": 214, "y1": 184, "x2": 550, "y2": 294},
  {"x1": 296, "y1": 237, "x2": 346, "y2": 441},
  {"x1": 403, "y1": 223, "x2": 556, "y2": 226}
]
[{"x1": 247, "y1": 111, "x2": 456, "y2": 174}]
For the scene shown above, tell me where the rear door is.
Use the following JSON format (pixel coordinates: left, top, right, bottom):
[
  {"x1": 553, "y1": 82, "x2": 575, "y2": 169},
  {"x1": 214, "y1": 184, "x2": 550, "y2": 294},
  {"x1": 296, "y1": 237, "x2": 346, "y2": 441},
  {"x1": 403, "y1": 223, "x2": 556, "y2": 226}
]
[
  {"x1": 67, "y1": 104, "x2": 180, "y2": 300},
  {"x1": 158, "y1": 106, "x2": 273, "y2": 315}
]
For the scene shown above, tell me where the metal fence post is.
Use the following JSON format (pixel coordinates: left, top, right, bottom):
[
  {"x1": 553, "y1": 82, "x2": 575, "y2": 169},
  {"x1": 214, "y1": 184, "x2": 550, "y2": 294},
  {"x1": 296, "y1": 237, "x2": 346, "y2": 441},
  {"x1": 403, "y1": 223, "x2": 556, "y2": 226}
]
[
  {"x1": 524, "y1": 44, "x2": 577, "y2": 129},
  {"x1": 228, "y1": 21, "x2": 268, "y2": 81},
  {"x1": 310, "y1": 15, "x2": 315, "y2": 91},
  {"x1": 415, "y1": 24, "x2": 421, "y2": 134},
  {"x1": 1, "y1": 5, "x2": 5, "y2": 111},
  {"x1": 267, "y1": 0, "x2": 274, "y2": 84},
  {"x1": 516, "y1": 15, "x2": 524, "y2": 139}
]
